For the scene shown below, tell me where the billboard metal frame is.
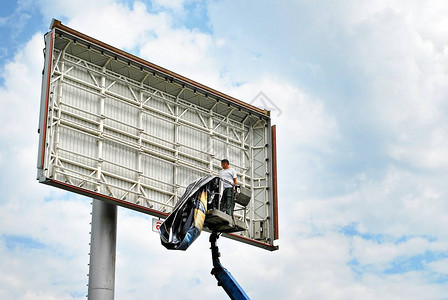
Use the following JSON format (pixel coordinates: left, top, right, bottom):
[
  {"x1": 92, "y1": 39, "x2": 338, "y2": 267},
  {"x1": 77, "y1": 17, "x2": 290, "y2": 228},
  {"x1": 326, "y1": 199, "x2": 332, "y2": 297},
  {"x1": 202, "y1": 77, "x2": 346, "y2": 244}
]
[{"x1": 37, "y1": 19, "x2": 278, "y2": 251}]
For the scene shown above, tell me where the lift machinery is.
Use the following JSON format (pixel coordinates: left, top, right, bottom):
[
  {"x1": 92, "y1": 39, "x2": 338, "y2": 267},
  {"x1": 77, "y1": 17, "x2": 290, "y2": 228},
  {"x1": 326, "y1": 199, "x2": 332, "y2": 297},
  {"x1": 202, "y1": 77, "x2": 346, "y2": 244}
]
[
  {"x1": 209, "y1": 232, "x2": 250, "y2": 300},
  {"x1": 159, "y1": 176, "x2": 252, "y2": 299},
  {"x1": 207, "y1": 181, "x2": 251, "y2": 300}
]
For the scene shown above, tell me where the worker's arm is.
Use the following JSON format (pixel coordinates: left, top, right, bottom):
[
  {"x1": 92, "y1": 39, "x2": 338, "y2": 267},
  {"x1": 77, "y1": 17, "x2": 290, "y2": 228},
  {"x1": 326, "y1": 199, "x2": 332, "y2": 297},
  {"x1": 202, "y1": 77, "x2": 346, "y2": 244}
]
[{"x1": 233, "y1": 177, "x2": 237, "y2": 186}]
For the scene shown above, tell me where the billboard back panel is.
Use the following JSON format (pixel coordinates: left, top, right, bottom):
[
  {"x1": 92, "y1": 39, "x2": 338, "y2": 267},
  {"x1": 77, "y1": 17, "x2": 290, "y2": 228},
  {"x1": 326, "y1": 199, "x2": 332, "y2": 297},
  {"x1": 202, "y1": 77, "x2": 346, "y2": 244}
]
[{"x1": 37, "y1": 20, "x2": 278, "y2": 251}]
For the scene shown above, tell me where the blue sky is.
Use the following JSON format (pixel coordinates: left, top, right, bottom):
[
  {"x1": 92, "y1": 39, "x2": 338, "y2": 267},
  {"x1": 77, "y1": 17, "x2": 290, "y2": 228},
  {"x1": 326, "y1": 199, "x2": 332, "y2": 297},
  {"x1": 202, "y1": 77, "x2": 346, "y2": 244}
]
[{"x1": 1, "y1": 0, "x2": 448, "y2": 299}]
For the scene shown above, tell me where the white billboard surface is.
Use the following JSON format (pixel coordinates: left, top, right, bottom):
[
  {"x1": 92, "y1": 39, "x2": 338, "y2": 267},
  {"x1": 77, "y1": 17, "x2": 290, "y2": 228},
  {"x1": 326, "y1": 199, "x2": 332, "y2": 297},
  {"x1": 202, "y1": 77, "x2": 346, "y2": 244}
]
[{"x1": 37, "y1": 20, "x2": 278, "y2": 250}]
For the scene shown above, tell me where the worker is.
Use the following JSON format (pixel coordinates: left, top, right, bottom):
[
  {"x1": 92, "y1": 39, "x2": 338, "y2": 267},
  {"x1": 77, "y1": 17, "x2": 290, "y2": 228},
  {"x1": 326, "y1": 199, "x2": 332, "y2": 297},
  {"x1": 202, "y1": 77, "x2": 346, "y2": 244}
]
[{"x1": 219, "y1": 159, "x2": 237, "y2": 215}]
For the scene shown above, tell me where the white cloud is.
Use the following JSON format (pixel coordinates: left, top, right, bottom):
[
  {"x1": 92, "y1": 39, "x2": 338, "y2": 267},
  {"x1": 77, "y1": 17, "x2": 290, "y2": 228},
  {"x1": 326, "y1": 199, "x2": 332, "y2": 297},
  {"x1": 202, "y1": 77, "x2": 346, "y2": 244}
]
[
  {"x1": 1, "y1": 0, "x2": 448, "y2": 299},
  {"x1": 138, "y1": 25, "x2": 221, "y2": 87},
  {"x1": 0, "y1": 33, "x2": 43, "y2": 141},
  {"x1": 427, "y1": 257, "x2": 448, "y2": 274},
  {"x1": 228, "y1": 78, "x2": 339, "y2": 152},
  {"x1": 340, "y1": 2, "x2": 448, "y2": 171},
  {"x1": 0, "y1": 30, "x2": 91, "y2": 300},
  {"x1": 207, "y1": 0, "x2": 448, "y2": 174},
  {"x1": 389, "y1": 125, "x2": 448, "y2": 169},
  {"x1": 294, "y1": 166, "x2": 448, "y2": 241},
  {"x1": 151, "y1": 0, "x2": 185, "y2": 12},
  {"x1": 351, "y1": 236, "x2": 441, "y2": 267}
]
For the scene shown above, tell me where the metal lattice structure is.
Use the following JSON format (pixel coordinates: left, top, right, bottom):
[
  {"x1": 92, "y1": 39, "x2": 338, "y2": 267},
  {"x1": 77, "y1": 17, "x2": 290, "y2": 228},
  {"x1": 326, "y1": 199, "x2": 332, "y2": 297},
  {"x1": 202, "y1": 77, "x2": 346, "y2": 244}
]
[{"x1": 37, "y1": 20, "x2": 278, "y2": 250}]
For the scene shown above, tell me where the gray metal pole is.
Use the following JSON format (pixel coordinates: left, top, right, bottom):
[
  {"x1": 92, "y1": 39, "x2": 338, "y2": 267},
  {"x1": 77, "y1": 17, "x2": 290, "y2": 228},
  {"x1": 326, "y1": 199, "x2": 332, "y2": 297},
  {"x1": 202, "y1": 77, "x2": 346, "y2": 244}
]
[{"x1": 88, "y1": 199, "x2": 117, "y2": 300}]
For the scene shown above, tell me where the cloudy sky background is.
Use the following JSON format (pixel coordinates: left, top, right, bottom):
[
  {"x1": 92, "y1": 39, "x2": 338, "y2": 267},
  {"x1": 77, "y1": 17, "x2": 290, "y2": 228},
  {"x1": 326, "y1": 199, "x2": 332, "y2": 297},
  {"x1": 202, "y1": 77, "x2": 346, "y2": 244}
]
[{"x1": 1, "y1": 0, "x2": 448, "y2": 299}]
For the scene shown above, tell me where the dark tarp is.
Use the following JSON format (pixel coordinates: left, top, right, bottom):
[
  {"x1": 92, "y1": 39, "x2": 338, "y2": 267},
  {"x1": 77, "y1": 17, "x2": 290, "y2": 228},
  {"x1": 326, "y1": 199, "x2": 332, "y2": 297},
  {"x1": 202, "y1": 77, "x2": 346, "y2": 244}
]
[{"x1": 159, "y1": 176, "x2": 220, "y2": 250}]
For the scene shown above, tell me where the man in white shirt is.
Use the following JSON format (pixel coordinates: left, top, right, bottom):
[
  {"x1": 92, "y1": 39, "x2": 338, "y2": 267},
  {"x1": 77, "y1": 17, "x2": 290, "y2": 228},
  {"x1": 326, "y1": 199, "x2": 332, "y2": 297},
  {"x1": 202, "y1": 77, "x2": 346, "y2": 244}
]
[{"x1": 219, "y1": 159, "x2": 237, "y2": 215}]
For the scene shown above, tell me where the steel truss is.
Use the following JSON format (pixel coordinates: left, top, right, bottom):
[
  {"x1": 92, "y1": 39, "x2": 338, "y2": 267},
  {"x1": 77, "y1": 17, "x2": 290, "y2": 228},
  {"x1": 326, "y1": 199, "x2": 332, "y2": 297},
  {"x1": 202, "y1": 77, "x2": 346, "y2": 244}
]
[{"x1": 39, "y1": 32, "x2": 275, "y2": 245}]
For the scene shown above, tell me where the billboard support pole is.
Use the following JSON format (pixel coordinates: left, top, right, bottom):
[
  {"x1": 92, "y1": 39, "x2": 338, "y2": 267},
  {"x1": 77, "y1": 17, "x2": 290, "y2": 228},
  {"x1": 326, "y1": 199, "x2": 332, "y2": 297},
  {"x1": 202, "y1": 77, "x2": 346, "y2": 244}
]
[{"x1": 88, "y1": 199, "x2": 117, "y2": 300}]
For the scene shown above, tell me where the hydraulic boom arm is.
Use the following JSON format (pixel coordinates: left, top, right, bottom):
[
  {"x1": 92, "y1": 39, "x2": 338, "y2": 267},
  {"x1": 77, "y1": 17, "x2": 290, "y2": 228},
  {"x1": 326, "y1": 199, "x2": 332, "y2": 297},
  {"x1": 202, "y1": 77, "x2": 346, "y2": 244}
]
[{"x1": 209, "y1": 232, "x2": 250, "y2": 300}]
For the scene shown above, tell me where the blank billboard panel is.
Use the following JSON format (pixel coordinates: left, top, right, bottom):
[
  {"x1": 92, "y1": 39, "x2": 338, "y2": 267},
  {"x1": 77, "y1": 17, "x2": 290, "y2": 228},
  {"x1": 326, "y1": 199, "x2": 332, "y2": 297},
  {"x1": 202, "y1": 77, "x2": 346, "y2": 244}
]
[{"x1": 37, "y1": 20, "x2": 278, "y2": 251}]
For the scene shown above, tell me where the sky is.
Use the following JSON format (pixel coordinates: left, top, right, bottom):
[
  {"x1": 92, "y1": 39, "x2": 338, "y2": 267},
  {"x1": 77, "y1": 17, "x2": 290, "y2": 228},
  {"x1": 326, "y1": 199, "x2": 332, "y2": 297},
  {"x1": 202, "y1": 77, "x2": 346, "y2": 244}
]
[{"x1": 1, "y1": 0, "x2": 448, "y2": 299}]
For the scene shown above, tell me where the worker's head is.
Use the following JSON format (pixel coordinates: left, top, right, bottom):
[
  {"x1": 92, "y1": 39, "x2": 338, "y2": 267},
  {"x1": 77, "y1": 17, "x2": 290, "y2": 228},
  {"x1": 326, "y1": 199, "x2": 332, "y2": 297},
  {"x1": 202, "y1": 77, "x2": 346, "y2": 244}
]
[{"x1": 221, "y1": 159, "x2": 230, "y2": 169}]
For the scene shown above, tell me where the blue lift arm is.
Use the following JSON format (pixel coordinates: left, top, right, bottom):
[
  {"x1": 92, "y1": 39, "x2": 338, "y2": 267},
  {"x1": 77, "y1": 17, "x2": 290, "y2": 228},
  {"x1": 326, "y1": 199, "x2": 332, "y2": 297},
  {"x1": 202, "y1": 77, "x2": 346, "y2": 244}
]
[{"x1": 209, "y1": 232, "x2": 250, "y2": 300}]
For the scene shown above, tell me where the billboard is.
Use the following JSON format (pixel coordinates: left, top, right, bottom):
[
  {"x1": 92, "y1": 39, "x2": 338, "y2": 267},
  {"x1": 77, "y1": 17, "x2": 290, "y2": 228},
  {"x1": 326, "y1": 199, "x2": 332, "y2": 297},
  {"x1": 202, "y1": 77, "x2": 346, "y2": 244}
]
[{"x1": 37, "y1": 19, "x2": 278, "y2": 251}]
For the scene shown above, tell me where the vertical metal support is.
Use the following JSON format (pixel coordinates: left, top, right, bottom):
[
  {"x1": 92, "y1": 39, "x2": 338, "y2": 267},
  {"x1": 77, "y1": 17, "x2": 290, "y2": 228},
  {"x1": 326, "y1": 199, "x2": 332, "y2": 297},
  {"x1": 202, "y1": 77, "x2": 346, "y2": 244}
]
[
  {"x1": 87, "y1": 60, "x2": 117, "y2": 300},
  {"x1": 52, "y1": 41, "x2": 70, "y2": 178},
  {"x1": 265, "y1": 119, "x2": 275, "y2": 244},
  {"x1": 88, "y1": 199, "x2": 117, "y2": 300},
  {"x1": 52, "y1": 56, "x2": 64, "y2": 178},
  {"x1": 37, "y1": 31, "x2": 51, "y2": 177},
  {"x1": 240, "y1": 119, "x2": 247, "y2": 187},
  {"x1": 271, "y1": 125, "x2": 279, "y2": 240},
  {"x1": 96, "y1": 62, "x2": 107, "y2": 190},
  {"x1": 173, "y1": 89, "x2": 182, "y2": 202},
  {"x1": 208, "y1": 102, "x2": 216, "y2": 173},
  {"x1": 263, "y1": 121, "x2": 269, "y2": 238},
  {"x1": 47, "y1": 71, "x2": 57, "y2": 174},
  {"x1": 137, "y1": 74, "x2": 147, "y2": 205},
  {"x1": 225, "y1": 110, "x2": 231, "y2": 160},
  {"x1": 37, "y1": 29, "x2": 55, "y2": 179},
  {"x1": 249, "y1": 125, "x2": 255, "y2": 236}
]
